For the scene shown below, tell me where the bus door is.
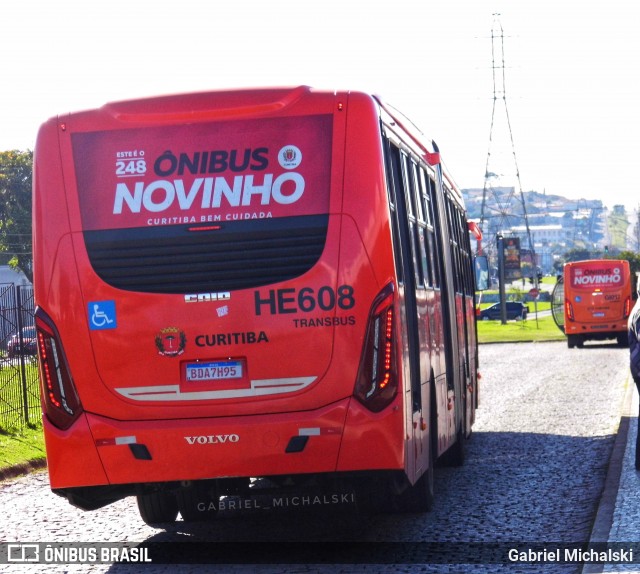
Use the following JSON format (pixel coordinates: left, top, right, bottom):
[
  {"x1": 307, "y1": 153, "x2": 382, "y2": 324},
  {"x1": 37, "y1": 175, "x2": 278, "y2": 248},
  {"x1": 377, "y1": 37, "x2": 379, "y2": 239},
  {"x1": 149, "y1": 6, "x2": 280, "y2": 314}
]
[{"x1": 384, "y1": 138, "x2": 429, "y2": 480}]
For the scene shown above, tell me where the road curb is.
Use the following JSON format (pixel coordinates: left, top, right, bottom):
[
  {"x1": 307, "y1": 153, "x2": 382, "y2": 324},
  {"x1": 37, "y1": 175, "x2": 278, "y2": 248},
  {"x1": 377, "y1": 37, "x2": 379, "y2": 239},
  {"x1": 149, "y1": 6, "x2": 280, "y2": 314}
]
[
  {"x1": 0, "y1": 457, "x2": 47, "y2": 482},
  {"x1": 581, "y1": 377, "x2": 634, "y2": 574}
]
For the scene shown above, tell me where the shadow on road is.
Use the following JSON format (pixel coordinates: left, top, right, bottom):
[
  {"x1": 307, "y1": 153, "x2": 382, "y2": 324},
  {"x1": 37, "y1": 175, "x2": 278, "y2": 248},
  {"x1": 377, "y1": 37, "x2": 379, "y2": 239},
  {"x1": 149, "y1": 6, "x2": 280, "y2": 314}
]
[{"x1": 99, "y1": 430, "x2": 617, "y2": 568}]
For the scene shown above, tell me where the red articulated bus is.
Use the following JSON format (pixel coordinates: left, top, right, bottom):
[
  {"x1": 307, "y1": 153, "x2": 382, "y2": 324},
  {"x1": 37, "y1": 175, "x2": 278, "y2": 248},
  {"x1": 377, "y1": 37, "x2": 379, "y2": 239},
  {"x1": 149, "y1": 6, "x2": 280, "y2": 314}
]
[
  {"x1": 33, "y1": 86, "x2": 484, "y2": 524},
  {"x1": 563, "y1": 259, "x2": 632, "y2": 348}
]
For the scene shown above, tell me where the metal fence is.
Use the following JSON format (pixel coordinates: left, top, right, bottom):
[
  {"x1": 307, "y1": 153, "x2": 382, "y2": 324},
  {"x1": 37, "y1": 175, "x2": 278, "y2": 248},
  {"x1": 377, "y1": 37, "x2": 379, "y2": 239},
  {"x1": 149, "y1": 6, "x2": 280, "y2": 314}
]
[{"x1": 0, "y1": 284, "x2": 40, "y2": 430}]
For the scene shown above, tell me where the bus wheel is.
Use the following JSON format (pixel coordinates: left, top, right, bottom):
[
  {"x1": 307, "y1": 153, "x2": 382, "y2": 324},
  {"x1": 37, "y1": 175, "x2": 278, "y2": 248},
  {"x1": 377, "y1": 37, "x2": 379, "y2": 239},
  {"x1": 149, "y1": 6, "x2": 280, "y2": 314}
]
[
  {"x1": 567, "y1": 335, "x2": 578, "y2": 349},
  {"x1": 177, "y1": 484, "x2": 218, "y2": 522},
  {"x1": 355, "y1": 479, "x2": 394, "y2": 514},
  {"x1": 137, "y1": 491, "x2": 179, "y2": 525}
]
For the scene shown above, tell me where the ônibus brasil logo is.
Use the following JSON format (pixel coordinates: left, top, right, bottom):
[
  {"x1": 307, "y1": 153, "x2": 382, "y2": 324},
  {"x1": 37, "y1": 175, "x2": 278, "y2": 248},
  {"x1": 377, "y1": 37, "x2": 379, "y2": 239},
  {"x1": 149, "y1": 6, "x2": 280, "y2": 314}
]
[{"x1": 155, "y1": 327, "x2": 186, "y2": 357}]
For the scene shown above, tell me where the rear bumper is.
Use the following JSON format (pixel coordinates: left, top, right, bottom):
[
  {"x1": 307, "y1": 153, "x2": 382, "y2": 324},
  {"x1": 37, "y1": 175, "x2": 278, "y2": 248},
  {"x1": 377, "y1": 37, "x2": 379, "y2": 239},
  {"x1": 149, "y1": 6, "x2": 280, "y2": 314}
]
[
  {"x1": 44, "y1": 396, "x2": 405, "y2": 489},
  {"x1": 565, "y1": 322, "x2": 627, "y2": 336}
]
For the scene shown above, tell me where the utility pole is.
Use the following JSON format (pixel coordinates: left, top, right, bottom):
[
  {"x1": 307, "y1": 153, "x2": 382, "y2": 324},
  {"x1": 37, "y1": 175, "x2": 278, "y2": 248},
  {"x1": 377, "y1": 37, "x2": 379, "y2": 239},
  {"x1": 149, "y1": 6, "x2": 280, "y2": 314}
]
[{"x1": 497, "y1": 234, "x2": 507, "y2": 324}]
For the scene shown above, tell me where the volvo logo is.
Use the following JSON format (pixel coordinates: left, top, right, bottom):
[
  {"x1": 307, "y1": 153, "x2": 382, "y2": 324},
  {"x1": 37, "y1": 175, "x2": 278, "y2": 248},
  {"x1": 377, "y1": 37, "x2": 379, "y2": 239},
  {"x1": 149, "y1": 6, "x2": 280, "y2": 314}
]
[{"x1": 184, "y1": 434, "x2": 239, "y2": 445}]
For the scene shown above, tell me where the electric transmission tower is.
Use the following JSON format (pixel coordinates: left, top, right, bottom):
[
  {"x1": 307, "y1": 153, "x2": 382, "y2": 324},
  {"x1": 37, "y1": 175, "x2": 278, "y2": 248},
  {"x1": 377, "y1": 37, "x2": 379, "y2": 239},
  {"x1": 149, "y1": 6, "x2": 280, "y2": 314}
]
[{"x1": 479, "y1": 14, "x2": 537, "y2": 283}]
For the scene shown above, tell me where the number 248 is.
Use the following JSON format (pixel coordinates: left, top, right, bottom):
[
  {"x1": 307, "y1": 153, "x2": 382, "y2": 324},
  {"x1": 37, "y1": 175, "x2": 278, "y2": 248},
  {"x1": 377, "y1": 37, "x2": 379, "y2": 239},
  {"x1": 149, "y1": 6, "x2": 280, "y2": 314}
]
[{"x1": 115, "y1": 160, "x2": 147, "y2": 176}]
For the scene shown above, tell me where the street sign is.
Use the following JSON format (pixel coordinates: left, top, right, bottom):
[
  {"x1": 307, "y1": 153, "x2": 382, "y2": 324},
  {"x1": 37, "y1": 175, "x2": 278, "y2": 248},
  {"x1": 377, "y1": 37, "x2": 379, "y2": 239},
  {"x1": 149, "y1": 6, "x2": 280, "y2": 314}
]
[{"x1": 528, "y1": 288, "x2": 539, "y2": 298}]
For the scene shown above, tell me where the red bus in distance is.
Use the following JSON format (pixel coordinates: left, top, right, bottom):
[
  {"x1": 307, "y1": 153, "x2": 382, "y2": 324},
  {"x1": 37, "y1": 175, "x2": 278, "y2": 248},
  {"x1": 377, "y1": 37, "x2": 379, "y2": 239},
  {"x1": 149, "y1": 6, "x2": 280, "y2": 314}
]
[{"x1": 33, "y1": 86, "x2": 484, "y2": 523}]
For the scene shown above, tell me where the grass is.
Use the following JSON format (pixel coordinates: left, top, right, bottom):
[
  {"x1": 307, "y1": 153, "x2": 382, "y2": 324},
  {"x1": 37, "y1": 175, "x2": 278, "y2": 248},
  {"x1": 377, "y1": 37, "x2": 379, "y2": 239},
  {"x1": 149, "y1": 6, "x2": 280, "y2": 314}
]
[
  {"x1": 0, "y1": 312, "x2": 566, "y2": 477},
  {"x1": 477, "y1": 314, "x2": 566, "y2": 344},
  {"x1": 529, "y1": 301, "x2": 551, "y2": 312},
  {"x1": 0, "y1": 423, "x2": 46, "y2": 476}
]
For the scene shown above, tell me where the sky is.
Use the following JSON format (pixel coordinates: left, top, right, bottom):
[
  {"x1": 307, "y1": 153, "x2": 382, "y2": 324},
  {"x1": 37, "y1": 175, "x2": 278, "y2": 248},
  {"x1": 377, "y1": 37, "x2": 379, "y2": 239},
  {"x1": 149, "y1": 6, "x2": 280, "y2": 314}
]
[{"x1": 2, "y1": 0, "x2": 639, "y2": 210}]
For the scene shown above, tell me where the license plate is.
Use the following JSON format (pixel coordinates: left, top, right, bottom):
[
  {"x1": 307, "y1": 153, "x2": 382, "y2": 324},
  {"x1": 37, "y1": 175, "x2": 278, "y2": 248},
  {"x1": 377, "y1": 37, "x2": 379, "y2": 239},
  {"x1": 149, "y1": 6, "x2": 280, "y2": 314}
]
[{"x1": 185, "y1": 360, "x2": 243, "y2": 382}]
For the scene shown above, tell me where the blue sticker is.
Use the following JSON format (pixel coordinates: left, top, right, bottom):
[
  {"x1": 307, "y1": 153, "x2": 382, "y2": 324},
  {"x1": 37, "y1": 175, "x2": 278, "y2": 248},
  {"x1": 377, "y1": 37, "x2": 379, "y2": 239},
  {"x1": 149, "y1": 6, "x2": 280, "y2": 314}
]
[{"x1": 88, "y1": 301, "x2": 117, "y2": 330}]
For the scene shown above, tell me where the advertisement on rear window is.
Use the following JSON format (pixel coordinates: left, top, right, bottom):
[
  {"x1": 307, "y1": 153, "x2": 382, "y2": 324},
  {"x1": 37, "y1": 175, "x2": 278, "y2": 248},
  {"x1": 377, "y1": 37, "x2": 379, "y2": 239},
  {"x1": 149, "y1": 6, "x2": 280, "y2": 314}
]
[
  {"x1": 570, "y1": 263, "x2": 624, "y2": 289},
  {"x1": 72, "y1": 115, "x2": 332, "y2": 230}
]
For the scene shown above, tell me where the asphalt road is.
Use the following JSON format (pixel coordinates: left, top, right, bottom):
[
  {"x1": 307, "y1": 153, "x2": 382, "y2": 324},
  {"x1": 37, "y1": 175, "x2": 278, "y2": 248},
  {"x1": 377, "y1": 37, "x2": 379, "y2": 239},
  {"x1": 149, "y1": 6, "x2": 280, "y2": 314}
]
[{"x1": 1, "y1": 341, "x2": 631, "y2": 573}]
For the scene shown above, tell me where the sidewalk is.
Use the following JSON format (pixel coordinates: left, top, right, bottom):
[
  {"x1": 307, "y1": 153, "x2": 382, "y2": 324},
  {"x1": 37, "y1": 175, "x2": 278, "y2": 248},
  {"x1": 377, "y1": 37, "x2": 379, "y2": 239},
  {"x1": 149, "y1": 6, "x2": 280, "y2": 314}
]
[{"x1": 584, "y1": 379, "x2": 640, "y2": 574}]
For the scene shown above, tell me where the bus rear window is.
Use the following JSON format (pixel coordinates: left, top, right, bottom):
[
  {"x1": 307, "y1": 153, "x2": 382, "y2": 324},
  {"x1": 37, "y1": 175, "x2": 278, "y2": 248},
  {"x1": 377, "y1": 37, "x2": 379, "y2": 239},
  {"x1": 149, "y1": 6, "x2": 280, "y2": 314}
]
[{"x1": 83, "y1": 215, "x2": 328, "y2": 294}]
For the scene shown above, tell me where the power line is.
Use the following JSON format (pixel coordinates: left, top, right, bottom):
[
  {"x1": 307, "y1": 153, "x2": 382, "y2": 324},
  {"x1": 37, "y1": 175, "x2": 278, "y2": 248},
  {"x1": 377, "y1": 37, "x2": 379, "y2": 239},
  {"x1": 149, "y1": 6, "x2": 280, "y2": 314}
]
[{"x1": 479, "y1": 14, "x2": 537, "y2": 282}]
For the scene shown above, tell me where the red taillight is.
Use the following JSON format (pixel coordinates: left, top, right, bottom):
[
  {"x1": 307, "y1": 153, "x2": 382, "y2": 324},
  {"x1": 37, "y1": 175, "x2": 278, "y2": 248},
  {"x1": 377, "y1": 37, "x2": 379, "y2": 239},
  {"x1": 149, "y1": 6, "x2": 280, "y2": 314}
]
[
  {"x1": 624, "y1": 297, "x2": 631, "y2": 319},
  {"x1": 35, "y1": 308, "x2": 82, "y2": 430},
  {"x1": 354, "y1": 283, "x2": 398, "y2": 412},
  {"x1": 565, "y1": 299, "x2": 574, "y2": 322}
]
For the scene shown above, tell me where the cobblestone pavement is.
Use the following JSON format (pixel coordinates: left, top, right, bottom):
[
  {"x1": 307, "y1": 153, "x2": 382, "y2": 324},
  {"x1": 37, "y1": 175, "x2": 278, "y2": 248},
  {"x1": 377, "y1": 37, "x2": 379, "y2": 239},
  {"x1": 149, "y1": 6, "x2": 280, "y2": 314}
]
[{"x1": 0, "y1": 342, "x2": 634, "y2": 573}]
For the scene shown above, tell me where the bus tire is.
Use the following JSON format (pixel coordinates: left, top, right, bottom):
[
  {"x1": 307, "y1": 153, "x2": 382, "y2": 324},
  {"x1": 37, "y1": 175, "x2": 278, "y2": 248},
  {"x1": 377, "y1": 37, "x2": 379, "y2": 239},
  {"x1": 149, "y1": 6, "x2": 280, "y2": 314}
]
[
  {"x1": 137, "y1": 491, "x2": 179, "y2": 525},
  {"x1": 356, "y1": 479, "x2": 394, "y2": 514},
  {"x1": 567, "y1": 335, "x2": 578, "y2": 349},
  {"x1": 177, "y1": 484, "x2": 218, "y2": 522}
]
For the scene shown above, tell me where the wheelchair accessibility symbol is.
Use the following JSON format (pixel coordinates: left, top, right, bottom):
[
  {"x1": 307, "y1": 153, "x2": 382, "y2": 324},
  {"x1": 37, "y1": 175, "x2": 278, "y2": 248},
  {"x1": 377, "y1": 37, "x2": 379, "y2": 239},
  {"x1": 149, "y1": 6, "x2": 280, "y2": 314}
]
[{"x1": 88, "y1": 301, "x2": 117, "y2": 330}]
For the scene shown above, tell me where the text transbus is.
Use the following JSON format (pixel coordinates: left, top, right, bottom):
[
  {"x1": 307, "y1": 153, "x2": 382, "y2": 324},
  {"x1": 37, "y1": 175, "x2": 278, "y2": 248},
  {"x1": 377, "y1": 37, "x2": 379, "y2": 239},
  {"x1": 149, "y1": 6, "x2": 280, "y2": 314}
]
[
  {"x1": 33, "y1": 86, "x2": 484, "y2": 523},
  {"x1": 563, "y1": 259, "x2": 632, "y2": 348}
]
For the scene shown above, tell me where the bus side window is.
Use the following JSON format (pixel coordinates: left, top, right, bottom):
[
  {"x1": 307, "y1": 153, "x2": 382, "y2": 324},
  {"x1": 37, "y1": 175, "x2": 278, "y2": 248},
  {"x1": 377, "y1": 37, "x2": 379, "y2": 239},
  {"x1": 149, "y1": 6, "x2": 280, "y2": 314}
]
[
  {"x1": 446, "y1": 197, "x2": 463, "y2": 295},
  {"x1": 382, "y1": 137, "x2": 405, "y2": 284},
  {"x1": 452, "y1": 203, "x2": 471, "y2": 296},
  {"x1": 424, "y1": 175, "x2": 441, "y2": 289},
  {"x1": 461, "y1": 212, "x2": 476, "y2": 297},
  {"x1": 474, "y1": 256, "x2": 489, "y2": 291},
  {"x1": 402, "y1": 156, "x2": 427, "y2": 289},
  {"x1": 409, "y1": 160, "x2": 430, "y2": 288}
]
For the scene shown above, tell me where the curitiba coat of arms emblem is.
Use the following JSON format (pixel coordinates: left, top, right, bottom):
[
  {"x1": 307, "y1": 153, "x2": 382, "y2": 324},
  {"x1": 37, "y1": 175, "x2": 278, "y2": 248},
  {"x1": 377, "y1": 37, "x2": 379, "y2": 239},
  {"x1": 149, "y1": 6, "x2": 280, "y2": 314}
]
[{"x1": 155, "y1": 327, "x2": 187, "y2": 357}]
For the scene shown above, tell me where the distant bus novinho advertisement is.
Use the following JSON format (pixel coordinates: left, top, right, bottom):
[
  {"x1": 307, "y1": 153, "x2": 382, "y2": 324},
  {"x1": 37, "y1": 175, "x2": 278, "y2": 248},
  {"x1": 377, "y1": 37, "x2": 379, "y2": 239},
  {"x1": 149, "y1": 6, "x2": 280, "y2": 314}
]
[{"x1": 33, "y1": 86, "x2": 483, "y2": 524}]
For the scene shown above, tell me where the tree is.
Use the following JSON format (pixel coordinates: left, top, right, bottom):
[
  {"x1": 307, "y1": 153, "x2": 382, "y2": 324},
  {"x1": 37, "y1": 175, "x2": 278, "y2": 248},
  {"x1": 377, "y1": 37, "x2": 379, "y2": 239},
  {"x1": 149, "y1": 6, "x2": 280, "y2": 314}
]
[
  {"x1": 563, "y1": 248, "x2": 593, "y2": 263},
  {"x1": 0, "y1": 150, "x2": 33, "y2": 283},
  {"x1": 614, "y1": 250, "x2": 640, "y2": 285}
]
